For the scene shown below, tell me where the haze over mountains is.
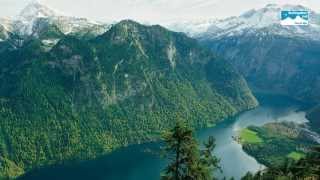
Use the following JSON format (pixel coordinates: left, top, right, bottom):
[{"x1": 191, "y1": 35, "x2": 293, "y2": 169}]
[
  {"x1": 2, "y1": 2, "x2": 320, "y2": 41},
  {"x1": 193, "y1": 4, "x2": 320, "y2": 104},
  {"x1": 169, "y1": 4, "x2": 320, "y2": 39}
]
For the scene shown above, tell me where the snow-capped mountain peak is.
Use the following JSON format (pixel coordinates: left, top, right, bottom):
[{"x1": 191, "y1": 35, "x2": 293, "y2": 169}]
[
  {"x1": 165, "y1": 19, "x2": 218, "y2": 36},
  {"x1": 3, "y1": 1, "x2": 111, "y2": 38},
  {"x1": 166, "y1": 4, "x2": 315, "y2": 38},
  {"x1": 167, "y1": 4, "x2": 320, "y2": 40},
  {"x1": 18, "y1": 1, "x2": 59, "y2": 22},
  {"x1": 198, "y1": 4, "x2": 320, "y2": 40},
  {"x1": 12, "y1": 1, "x2": 62, "y2": 36},
  {"x1": 225, "y1": 4, "x2": 311, "y2": 29}
]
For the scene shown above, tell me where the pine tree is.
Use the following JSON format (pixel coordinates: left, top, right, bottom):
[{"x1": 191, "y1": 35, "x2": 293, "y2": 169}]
[
  {"x1": 161, "y1": 121, "x2": 219, "y2": 180},
  {"x1": 198, "y1": 136, "x2": 220, "y2": 180}
]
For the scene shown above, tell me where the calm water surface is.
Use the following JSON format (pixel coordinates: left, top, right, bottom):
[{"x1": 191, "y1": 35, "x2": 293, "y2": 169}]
[{"x1": 20, "y1": 95, "x2": 309, "y2": 180}]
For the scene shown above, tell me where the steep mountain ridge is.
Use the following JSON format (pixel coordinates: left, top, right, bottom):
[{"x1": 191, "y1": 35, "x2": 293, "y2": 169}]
[
  {"x1": 0, "y1": 20, "x2": 257, "y2": 178},
  {"x1": 17, "y1": 1, "x2": 58, "y2": 25}
]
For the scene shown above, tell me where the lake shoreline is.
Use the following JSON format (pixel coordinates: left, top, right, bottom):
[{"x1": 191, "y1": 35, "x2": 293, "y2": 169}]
[{"x1": 20, "y1": 94, "x2": 308, "y2": 180}]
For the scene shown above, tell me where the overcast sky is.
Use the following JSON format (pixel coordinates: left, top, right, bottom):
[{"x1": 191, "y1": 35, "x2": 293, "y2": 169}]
[{"x1": 1, "y1": 0, "x2": 320, "y2": 23}]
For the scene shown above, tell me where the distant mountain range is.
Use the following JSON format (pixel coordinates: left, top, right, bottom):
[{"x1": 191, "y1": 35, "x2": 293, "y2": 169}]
[
  {"x1": 0, "y1": 2, "x2": 257, "y2": 178},
  {"x1": 172, "y1": 4, "x2": 320, "y2": 105},
  {"x1": 169, "y1": 4, "x2": 320, "y2": 40},
  {"x1": 0, "y1": 2, "x2": 111, "y2": 41}
]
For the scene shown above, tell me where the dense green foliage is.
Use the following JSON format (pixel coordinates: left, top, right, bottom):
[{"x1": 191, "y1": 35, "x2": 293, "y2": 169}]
[
  {"x1": 242, "y1": 146, "x2": 320, "y2": 180},
  {"x1": 240, "y1": 122, "x2": 317, "y2": 167},
  {"x1": 239, "y1": 128, "x2": 263, "y2": 144},
  {"x1": 161, "y1": 121, "x2": 219, "y2": 180},
  {"x1": 0, "y1": 20, "x2": 257, "y2": 178},
  {"x1": 287, "y1": 151, "x2": 305, "y2": 161}
]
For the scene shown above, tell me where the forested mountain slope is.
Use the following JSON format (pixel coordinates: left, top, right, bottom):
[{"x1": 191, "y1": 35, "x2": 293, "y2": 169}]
[{"x1": 0, "y1": 20, "x2": 257, "y2": 178}]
